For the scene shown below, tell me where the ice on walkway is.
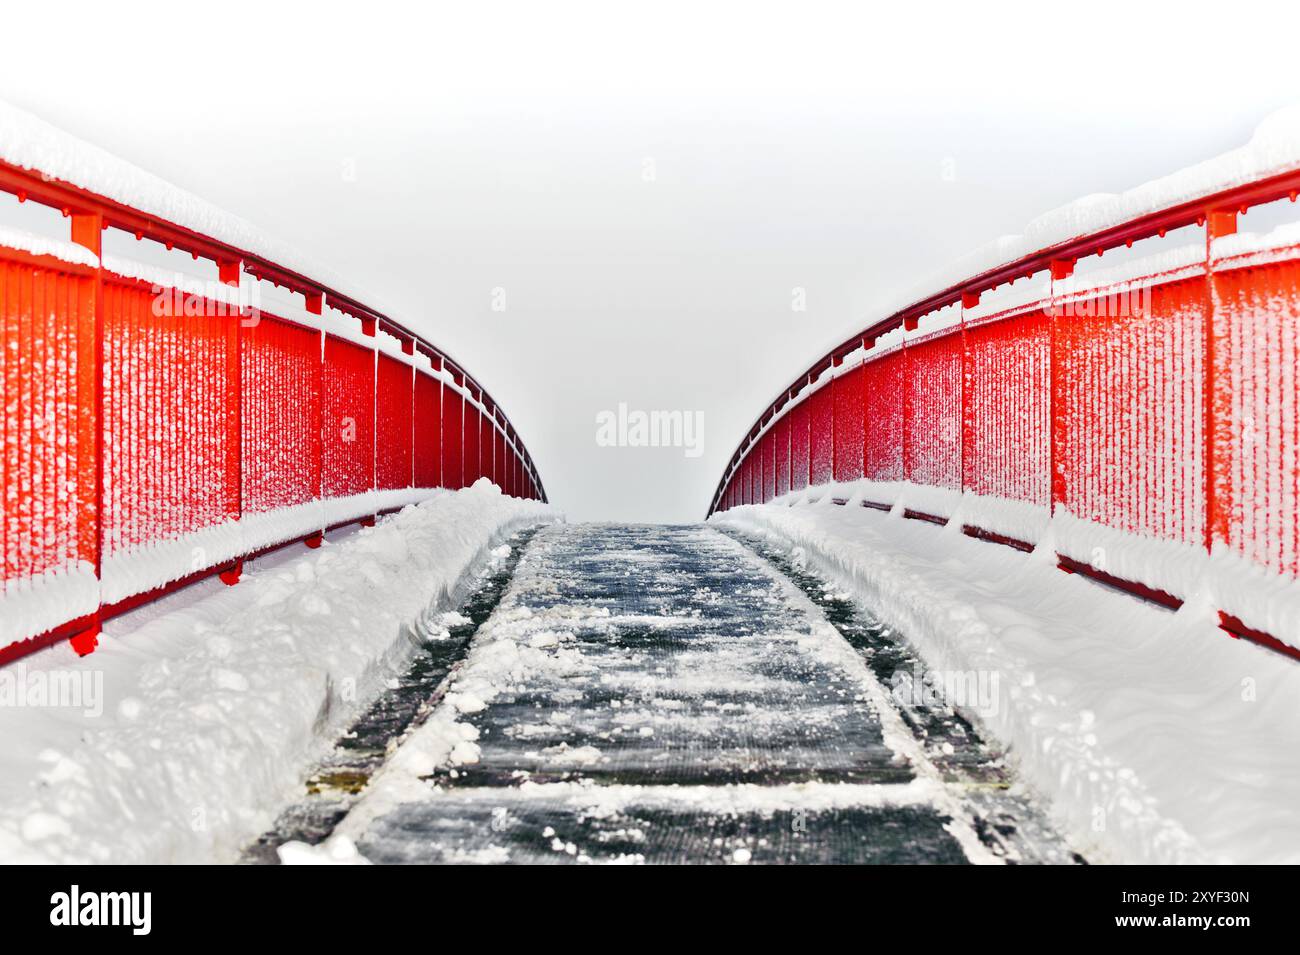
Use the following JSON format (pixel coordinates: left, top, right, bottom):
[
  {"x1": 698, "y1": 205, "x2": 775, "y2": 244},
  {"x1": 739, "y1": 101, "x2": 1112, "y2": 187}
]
[{"x1": 331, "y1": 524, "x2": 1073, "y2": 864}]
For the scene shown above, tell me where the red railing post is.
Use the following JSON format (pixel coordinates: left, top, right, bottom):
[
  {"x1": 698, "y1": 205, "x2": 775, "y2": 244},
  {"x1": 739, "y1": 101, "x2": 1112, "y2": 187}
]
[
  {"x1": 410, "y1": 363, "x2": 416, "y2": 489},
  {"x1": 959, "y1": 298, "x2": 973, "y2": 494},
  {"x1": 69, "y1": 211, "x2": 103, "y2": 655},
  {"x1": 218, "y1": 257, "x2": 242, "y2": 286},
  {"x1": 1048, "y1": 258, "x2": 1075, "y2": 513},
  {"x1": 1204, "y1": 209, "x2": 1237, "y2": 555},
  {"x1": 221, "y1": 264, "x2": 244, "y2": 585},
  {"x1": 901, "y1": 339, "x2": 911, "y2": 483},
  {"x1": 306, "y1": 330, "x2": 325, "y2": 549},
  {"x1": 369, "y1": 343, "x2": 378, "y2": 523}
]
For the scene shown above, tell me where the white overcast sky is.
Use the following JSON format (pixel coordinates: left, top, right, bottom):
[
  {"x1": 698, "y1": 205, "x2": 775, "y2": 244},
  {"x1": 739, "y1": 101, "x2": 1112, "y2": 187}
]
[{"x1": 2, "y1": 1, "x2": 1298, "y2": 522}]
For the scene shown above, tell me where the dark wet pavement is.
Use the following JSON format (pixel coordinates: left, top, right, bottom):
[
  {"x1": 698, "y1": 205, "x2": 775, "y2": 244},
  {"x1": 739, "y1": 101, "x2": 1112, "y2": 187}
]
[{"x1": 310, "y1": 524, "x2": 1080, "y2": 865}]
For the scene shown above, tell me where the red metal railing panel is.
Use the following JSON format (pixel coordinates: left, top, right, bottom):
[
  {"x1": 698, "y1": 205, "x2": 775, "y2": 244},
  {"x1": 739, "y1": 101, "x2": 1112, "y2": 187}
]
[
  {"x1": 808, "y1": 380, "x2": 834, "y2": 486},
  {"x1": 762, "y1": 428, "x2": 776, "y2": 502},
  {"x1": 493, "y1": 428, "x2": 506, "y2": 491},
  {"x1": 1216, "y1": 258, "x2": 1300, "y2": 578},
  {"x1": 242, "y1": 315, "x2": 322, "y2": 512},
  {"x1": 376, "y1": 352, "x2": 414, "y2": 491},
  {"x1": 1057, "y1": 276, "x2": 1205, "y2": 545},
  {"x1": 413, "y1": 371, "x2": 441, "y2": 488},
  {"x1": 103, "y1": 277, "x2": 237, "y2": 551},
  {"x1": 774, "y1": 416, "x2": 790, "y2": 498},
  {"x1": 1, "y1": 255, "x2": 96, "y2": 583},
  {"x1": 963, "y1": 312, "x2": 1050, "y2": 504},
  {"x1": 463, "y1": 402, "x2": 481, "y2": 487},
  {"x1": 480, "y1": 414, "x2": 494, "y2": 489},
  {"x1": 863, "y1": 349, "x2": 904, "y2": 481},
  {"x1": 904, "y1": 334, "x2": 963, "y2": 490},
  {"x1": 790, "y1": 401, "x2": 810, "y2": 491},
  {"x1": 833, "y1": 364, "x2": 865, "y2": 483},
  {"x1": 441, "y1": 387, "x2": 463, "y2": 491},
  {"x1": 322, "y1": 335, "x2": 376, "y2": 499}
]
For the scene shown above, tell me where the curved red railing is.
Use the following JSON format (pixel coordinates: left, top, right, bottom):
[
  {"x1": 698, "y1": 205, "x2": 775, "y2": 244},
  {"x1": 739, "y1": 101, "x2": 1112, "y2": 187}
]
[
  {"x1": 0, "y1": 151, "x2": 545, "y2": 665},
  {"x1": 710, "y1": 160, "x2": 1300, "y2": 660}
]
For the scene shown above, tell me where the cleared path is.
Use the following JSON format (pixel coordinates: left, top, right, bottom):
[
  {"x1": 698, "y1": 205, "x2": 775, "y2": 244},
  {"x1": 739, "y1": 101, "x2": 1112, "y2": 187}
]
[{"x1": 328, "y1": 524, "x2": 1076, "y2": 864}]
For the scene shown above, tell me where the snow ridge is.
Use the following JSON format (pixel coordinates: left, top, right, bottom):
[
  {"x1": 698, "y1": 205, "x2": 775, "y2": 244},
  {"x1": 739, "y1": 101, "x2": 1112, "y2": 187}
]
[{"x1": 0, "y1": 481, "x2": 558, "y2": 863}]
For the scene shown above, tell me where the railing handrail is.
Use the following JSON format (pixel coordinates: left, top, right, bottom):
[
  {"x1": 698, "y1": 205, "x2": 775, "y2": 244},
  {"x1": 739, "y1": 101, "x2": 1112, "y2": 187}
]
[
  {"x1": 709, "y1": 119, "x2": 1300, "y2": 517},
  {"x1": 0, "y1": 102, "x2": 544, "y2": 498}
]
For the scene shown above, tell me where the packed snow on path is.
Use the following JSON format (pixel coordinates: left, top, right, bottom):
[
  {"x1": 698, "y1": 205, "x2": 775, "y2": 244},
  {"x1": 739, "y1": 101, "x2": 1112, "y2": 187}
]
[
  {"x1": 299, "y1": 523, "x2": 1070, "y2": 865},
  {"x1": 711, "y1": 496, "x2": 1300, "y2": 865},
  {"x1": 0, "y1": 480, "x2": 557, "y2": 864}
]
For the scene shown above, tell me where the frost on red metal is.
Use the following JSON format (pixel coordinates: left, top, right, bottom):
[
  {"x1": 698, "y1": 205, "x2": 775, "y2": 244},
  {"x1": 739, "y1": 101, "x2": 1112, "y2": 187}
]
[
  {"x1": 789, "y1": 401, "x2": 810, "y2": 492},
  {"x1": 762, "y1": 430, "x2": 776, "y2": 503},
  {"x1": 1057, "y1": 276, "x2": 1205, "y2": 548},
  {"x1": 1, "y1": 257, "x2": 98, "y2": 588},
  {"x1": 243, "y1": 317, "x2": 323, "y2": 513},
  {"x1": 833, "y1": 364, "x2": 865, "y2": 483},
  {"x1": 904, "y1": 334, "x2": 962, "y2": 490},
  {"x1": 0, "y1": 156, "x2": 543, "y2": 665},
  {"x1": 863, "y1": 350, "x2": 904, "y2": 482},
  {"x1": 709, "y1": 166, "x2": 1300, "y2": 660},
  {"x1": 963, "y1": 311, "x2": 1049, "y2": 504},
  {"x1": 1214, "y1": 258, "x2": 1300, "y2": 578},
  {"x1": 808, "y1": 380, "x2": 834, "y2": 487},
  {"x1": 103, "y1": 275, "x2": 241, "y2": 552},
  {"x1": 322, "y1": 335, "x2": 376, "y2": 499},
  {"x1": 774, "y1": 416, "x2": 791, "y2": 498}
]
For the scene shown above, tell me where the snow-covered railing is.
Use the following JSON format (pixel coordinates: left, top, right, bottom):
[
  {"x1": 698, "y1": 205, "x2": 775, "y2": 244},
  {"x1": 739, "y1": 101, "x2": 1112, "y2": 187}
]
[
  {"x1": 0, "y1": 104, "x2": 545, "y2": 664},
  {"x1": 711, "y1": 108, "x2": 1300, "y2": 660}
]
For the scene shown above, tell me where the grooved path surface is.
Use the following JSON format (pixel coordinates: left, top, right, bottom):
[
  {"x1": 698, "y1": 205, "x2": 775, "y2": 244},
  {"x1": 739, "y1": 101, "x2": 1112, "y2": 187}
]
[{"x1": 345, "y1": 524, "x2": 1075, "y2": 864}]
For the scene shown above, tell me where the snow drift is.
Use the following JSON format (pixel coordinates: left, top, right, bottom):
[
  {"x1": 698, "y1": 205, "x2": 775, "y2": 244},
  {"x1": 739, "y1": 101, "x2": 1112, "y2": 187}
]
[
  {"x1": 713, "y1": 498, "x2": 1300, "y2": 865},
  {"x1": 0, "y1": 481, "x2": 558, "y2": 864}
]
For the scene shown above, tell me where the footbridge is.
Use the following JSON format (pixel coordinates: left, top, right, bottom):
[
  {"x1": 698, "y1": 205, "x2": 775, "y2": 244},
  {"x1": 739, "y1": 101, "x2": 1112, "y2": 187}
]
[{"x1": 3, "y1": 105, "x2": 1300, "y2": 867}]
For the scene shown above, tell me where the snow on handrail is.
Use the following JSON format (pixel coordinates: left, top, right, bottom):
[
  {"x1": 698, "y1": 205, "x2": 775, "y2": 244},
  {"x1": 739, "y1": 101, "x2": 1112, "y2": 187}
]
[
  {"x1": 0, "y1": 107, "x2": 548, "y2": 664},
  {"x1": 0, "y1": 99, "x2": 543, "y2": 496},
  {"x1": 712, "y1": 106, "x2": 1300, "y2": 516}
]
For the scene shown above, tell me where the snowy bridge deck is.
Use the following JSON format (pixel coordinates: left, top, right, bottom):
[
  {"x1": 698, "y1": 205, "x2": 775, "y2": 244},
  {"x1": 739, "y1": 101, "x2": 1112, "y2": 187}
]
[
  {"x1": 5, "y1": 94, "x2": 1300, "y2": 868},
  {"x1": 266, "y1": 524, "x2": 1075, "y2": 864}
]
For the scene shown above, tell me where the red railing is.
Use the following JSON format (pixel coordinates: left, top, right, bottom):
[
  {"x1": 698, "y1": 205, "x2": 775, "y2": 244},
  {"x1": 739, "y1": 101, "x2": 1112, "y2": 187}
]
[
  {"x1": 711, "y1": 162, "x2": 1300, "y2": 660},
  {"x1": 0, "y1": 152, "x2": 544, "y2": 666}
]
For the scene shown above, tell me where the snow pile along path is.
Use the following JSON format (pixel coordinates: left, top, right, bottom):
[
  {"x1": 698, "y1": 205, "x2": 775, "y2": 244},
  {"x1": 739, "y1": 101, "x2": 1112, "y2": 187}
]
[
  {"x1": 711, "y1": 501, "x2": 1300, "y2": 865},
  {"x1": 0, "y1": 480, "x2": 558, "y2": 864}
]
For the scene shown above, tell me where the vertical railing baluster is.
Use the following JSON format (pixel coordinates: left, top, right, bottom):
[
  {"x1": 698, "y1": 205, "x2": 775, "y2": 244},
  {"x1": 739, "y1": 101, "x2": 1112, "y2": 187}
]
[
  {"x1": 1205, "y1": 209, "x2": 1237, "y2": 555},
  {"x1": 1048, "y1": 258, "x2": 1074, "y2": 515},
  {"x1": 69, "y1": 210, "x2": 102, "y2": 655}
]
